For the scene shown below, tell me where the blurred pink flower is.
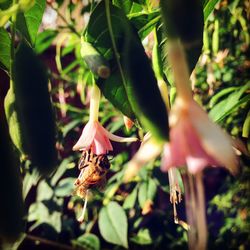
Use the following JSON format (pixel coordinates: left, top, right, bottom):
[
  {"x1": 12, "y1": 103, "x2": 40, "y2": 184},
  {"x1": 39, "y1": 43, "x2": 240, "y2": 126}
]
[
  {"x1": 73, "y1": 120, "x2": 137, "y2": 155},
  {"x1": 159, "y1": 43, "x2": 238, "y2": 175},
  {"x1": 161, "y1": 97, "x2": 238, "y2": 175}
]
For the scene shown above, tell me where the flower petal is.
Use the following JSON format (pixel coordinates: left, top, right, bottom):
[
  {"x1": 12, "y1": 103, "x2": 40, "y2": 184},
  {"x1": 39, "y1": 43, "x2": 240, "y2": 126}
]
[
  {"x1": 189, "y1": 100, "x2": 238, "y2": 174},
  {"x1": 72, "y1": 121, "x2": 97, "y2": 151},
  {"x1": 99, "y1": 124, "x2": 138, "y2": 142},
  {"x1": 124, "y1": 138, "x2": 162, "y2": 182},
  {"x1": 92, "y1": 126, "x2": 113, "y2": 155}
]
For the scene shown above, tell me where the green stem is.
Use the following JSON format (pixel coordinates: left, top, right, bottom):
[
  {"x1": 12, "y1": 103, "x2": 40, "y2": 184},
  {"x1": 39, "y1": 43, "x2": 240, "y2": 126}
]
[
  {"x1": 168, "y1": 41, "x2": 193, "y2": 103},
  {"x1": 10, "y1": 0, "x2": 17, "y2": 85}
]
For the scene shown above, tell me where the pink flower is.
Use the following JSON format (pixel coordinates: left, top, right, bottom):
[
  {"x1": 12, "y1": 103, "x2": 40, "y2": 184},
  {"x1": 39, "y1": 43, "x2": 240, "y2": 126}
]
[
  {"x1": 162, "y1": 97, "x2": 222, "y2": 174},
  {"x1": 73, "y1": 84, "x2": 137, "y2": 155},
  {"x1": 160, "y1": 42, "x2": 238, "y2": 175},
  {"x1": 73, "y1": 120, "x2": 137, "y2": 155}
]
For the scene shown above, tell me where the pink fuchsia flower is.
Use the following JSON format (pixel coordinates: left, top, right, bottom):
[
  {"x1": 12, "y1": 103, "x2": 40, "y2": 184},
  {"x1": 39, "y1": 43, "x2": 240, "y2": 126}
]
[
  {"x1": 73, "y1": 119, "x2": 137, "y2": 155},
  {"x1": 161, "y1": 97, "x2": 238, "y2": 174},
  {"x1": 73, "y1": 84, "x2": 137, "y2": 155},
  {"x1": 161, "y1": 42, "x2": 238, "y2": 175}
]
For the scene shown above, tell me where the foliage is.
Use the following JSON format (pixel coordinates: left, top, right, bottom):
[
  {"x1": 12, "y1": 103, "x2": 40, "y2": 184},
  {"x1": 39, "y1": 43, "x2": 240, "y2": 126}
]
[{"x1": 0, "y1": 0, "x2": 249, "y2": 249}]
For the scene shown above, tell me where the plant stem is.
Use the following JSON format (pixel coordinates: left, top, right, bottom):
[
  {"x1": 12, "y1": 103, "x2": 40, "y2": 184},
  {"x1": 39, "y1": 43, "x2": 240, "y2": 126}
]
[
  {"x1": 10, "y1": 0, "x2": 17, "y2": 84},
  {"x1": 26, "y1": 235, "x2": 74, "y2": 250},
  {"x1": 168, "y1": 41, "x2": 193, "y2": 103},
  {"x1": 89, "y1": 84, "x2": 100, "y2": 122}
]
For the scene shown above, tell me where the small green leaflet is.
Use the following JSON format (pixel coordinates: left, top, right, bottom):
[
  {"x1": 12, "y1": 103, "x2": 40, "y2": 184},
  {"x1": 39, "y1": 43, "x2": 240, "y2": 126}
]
[
  {"x1": 72, "y1": 234, "x2": 100, "y2": 250},
  {"x1": 98, "y1": 201, "x2": 128, "y2": 248},
  {"x1": 16, "y1": 0, "x2": 46, "y2": 45},
  {"x1": 0, "y1": 27, "x2": 11, "y2": 71},
  {"x1": 203, "y1": 0, "x2": 221, "y2": 21},
  {"x1": 209, "y1": 83, "x2": 250, "y2": 123}
]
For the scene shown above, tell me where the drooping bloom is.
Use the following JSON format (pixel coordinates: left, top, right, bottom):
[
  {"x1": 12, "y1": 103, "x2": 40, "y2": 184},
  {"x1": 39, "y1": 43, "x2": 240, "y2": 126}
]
[
  {"x1": 161, "y1": 43, "x2": 238, "y2": 175},
  {"x1": 73, "y1": 84, "x2": 137, "y2": 155}
]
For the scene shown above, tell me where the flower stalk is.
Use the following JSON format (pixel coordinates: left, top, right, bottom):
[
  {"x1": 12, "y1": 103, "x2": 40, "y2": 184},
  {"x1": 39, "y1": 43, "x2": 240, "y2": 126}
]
[
  {"x1": 89, "y1": 83, "x2": 100, "y2": 122},
  {"x1": 73, "y1": 84, "x2": 137, "y2": 155}
]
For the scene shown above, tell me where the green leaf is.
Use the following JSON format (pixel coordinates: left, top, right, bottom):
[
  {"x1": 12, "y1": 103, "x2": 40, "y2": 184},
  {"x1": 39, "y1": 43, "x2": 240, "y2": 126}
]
[
  {"x1": 37, "y1": 181, "x2": 53, "y2": 201},
  {"x1": 203, "y1": 0, "x2": 221, "y2": 21},
  {"x1": 85, "y1": 1, "x2": 135, "y2": 119},
  {"x1": 35, "y1": 29, "x2": 58, "y2": 54},
  {"x1": 123, "y1": 185, "x2": 138, "y2": 209},
  {"x1": 86, "y1": 2, "x2": 169, "y2": 142},
  {"x1": 209, "y1": 86, "x2": 238, "y2": 108},
  {"x1": 242, "y1": 110, "x2": 250, "y2": 138},
  {"x1": 138, "y1": 182, "x2": 147, "y2": 208},
  {"x1": 128, "y1": 11, "x2": 161, "y2": 39},
  {"x1": 22, "y1": 169, "x2": 40, "y2": 198},
  {"x1": 138, "y1": 179, "x2": 157, "y2": 208},
  {"x1": 147, "y1": 179, "x2": 157, "y2": 201},
  {"x1": 13, "y1": 42, "x2": 57, "y2": 175},
  {"x1": 113, "y1": 0, "x2": 133, "y2": 14},
  {"x1": 97, "y1": 72, "x2": 135, "y2": 119},
  {"x1": 209, "y1": 83, "x2": 250, "y2": 123},
  {"x1": 50, "y1": 157, "x2": 74, "y2": 186},
  {"x1": 159, "y1": 0, "x2": 204, "y2": 74},
  {"x1": 54, "y1": 177, "x2": 75, "y2": 197},
  {"x1": 99, "y1": 201, "x2": 128, "y2": 248},
  {"x1": 0, "y1": 27, "x2": 11, "y2": 70},
  {"x1": 16, "y1": 0, "x2": 46, "y2": 45},
  {"x1": 0, "y1": 0, "x2": 12, "y2": 10},
  {"x1": 28, "y1": 202, "x2": 62, "y2": 232},
  {"x1": 130, "y1": 228, "x2": 153, "y2": 245},
  {"x1": 121, "y1": 17, "x2": 169, "y2": 141},
  {"x1": 72, "y1": 234, "x2": 100, "y2": 250}
]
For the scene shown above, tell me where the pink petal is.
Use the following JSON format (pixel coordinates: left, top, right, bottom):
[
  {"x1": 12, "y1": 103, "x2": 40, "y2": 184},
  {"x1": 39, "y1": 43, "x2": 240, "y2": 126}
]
[
  {"x1": 92, "y1": 127, "x2": 113, "y2": 155},
  {"x1": 99, "y1": 124, "x2": 138, "y2": 142},
  {"x1": 72, "y1": 121, "x2": 97, "y2": 151},
  {"x1": 188, "y1": 100, "x2": 237, "y2": 174},
  {"x1": 162, "y1": 107, "x2": 220, "y2": 174},
  {"x1": 182, "y1": 115, "x2": 219, "y2": 173}
]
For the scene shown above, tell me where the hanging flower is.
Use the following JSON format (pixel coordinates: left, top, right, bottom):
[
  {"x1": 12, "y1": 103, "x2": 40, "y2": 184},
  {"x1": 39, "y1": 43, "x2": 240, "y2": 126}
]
[
  {"x1": 73, "y1": 84, "x2": 137, "y2": 155},
  {"x1": 161, "y1": 42, "x2": 238, "y2": 175}
]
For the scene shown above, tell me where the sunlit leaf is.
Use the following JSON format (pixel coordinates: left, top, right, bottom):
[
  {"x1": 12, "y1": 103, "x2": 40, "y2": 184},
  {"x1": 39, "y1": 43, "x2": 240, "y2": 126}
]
[
  {"x1": 72, "y1": 234, "x2": 100, "y2": 250},
  {"x1": 22, "y1": 169, "x2": 40, "y2": 198},
  {"x1": 129, "y1": 11, "x2": 161, "y2": 39},
  {"x1": 138, "y1": 179, "x2": 157, "y2": 209},
  {"x1": 203, "y1": 0, "x2": 221, "y2": 21},
  {"x1": 85, "y1": 1, "x2": 134, "y2": 119},
  {"x1": 86, "y1": 2, "x2": 169, "y2": 141},
  {"x1": 37, "y1": 181, "x2": 53, "y2": 201},
  {"x1": 16, "y1": 0, "x2": 46, "y2": 45},
  {"x1": 123, "y1": 185, "x2": 138, "y2": 209},
  {"x1": 209, "y1": 83, "x2": 250, "y2": 123},
  {"x1": 99, "y1": 201, "x2": 128, "y2": 248},
  {"x1": 50, "y1": 157, "x2": 74, "y2": 186},
  {"x1": 0, "y1": 27, "x2": 11, "y2": 71},
  {"x1": 35, "y1": 29, "x2": 58, "y2": 54},
  {"x1": 242, "y1": 111, "x2": 250, "y2": 138},
  {"x1": 130, "y1": 228, "x2": 153, "y2": 245},
  {"x1": 55, "y1": 178, "x2": 75, "y2": 197}
]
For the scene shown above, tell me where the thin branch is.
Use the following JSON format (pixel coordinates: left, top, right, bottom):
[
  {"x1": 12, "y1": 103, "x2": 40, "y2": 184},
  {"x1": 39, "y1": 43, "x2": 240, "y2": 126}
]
[{"x1": 26, "y1": 235, "x2": 74, "y2": 250}]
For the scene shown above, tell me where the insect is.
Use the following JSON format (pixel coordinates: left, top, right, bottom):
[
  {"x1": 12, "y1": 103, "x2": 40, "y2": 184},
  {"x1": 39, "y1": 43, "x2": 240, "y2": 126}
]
[{"x1": 74, "y1": 149, "x2": 110, "y2": 199}]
